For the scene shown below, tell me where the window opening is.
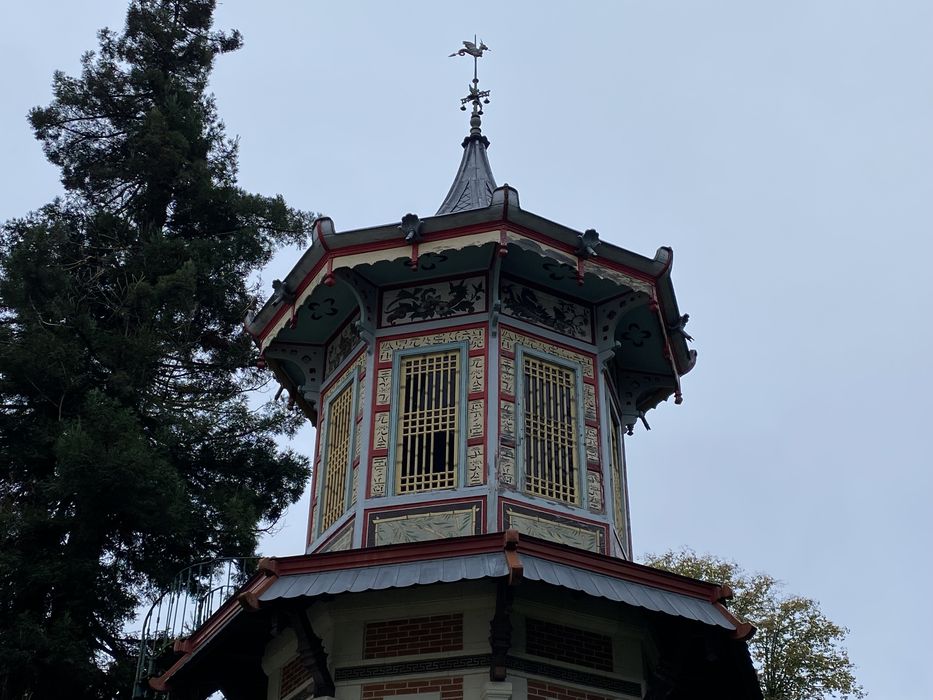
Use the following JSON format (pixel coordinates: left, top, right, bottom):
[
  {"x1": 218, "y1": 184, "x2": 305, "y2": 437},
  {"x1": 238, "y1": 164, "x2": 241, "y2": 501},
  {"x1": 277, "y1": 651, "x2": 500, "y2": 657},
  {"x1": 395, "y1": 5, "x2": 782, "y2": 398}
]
[
  {"x1": 523, "y1": 355, "x2": 578, "y2": 503},
  {"x1": 321, "y1": 383, "x2": 353, "y2": 530},
  {"x1": 396, "y1": 350, "x2": 460, "y2": 492}
]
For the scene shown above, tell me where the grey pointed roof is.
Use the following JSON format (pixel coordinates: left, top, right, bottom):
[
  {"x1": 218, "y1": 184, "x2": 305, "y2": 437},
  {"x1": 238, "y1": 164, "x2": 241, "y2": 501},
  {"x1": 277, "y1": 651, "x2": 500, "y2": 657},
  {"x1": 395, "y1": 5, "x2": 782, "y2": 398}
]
[{"x1": 436, "y1": 114, "x2": 497, "y2": 215}]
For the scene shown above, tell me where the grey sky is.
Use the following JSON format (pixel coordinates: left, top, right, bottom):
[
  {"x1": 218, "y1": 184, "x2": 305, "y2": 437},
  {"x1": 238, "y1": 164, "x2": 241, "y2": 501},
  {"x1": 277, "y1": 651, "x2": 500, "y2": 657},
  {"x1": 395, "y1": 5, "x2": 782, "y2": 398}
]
[{"x1": 3, "y1": 2, "x2": 931, "y2": 698}]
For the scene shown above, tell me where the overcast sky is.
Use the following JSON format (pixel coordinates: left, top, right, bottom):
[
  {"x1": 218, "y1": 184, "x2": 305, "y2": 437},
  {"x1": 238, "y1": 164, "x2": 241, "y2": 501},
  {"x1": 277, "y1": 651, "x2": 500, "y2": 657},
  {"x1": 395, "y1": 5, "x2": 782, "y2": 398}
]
[{"x1": 3, "y1": 2, "x2": 931, "y2": 698}]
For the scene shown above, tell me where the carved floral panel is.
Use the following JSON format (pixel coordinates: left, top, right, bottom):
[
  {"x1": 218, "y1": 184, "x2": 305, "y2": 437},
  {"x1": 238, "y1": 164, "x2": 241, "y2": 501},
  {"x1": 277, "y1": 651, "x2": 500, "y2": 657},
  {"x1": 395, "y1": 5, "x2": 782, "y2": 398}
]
[
  {"x1": 500, "y1": 280, "x2": 592, "y2": 341},
  {"x1": 320, "y1": 522, "x2": 354, "y2": 553},
  {"x1": 505, "y1": 507, "x2": 602, "y2": 553},
  {"x1": 370, "y1": 505, "x2": 479, "y2": 546},
  {"x1": 381, "y1": 276, "x2": 486, "y2": 326},
  {"x1": 325, "y1": 316, "x2": 361, "y2": 377}
]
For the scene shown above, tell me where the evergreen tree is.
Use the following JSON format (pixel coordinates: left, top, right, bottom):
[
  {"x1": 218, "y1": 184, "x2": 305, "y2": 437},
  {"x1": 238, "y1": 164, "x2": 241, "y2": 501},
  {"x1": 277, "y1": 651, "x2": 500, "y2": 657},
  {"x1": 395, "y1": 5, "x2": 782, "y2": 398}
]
[{"x1": 0, "y1": 2, "x2": 313, "y2": 697}]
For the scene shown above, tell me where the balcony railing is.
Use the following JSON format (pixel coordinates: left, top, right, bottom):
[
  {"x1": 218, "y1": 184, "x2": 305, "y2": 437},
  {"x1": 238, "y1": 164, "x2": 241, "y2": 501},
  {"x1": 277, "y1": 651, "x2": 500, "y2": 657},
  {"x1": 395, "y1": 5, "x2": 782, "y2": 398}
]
[{"x1": 133, "y1": 557, "x2": 259, "y2": 697}]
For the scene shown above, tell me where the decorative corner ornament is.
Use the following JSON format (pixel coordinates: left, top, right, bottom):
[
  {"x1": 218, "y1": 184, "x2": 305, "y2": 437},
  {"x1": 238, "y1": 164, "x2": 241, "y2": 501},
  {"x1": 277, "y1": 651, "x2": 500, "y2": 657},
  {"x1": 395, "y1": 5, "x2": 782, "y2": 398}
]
[
  {"x1": 577, "y1": 228, "x2": 601, "y2": 259},
  {"x1": 352, "y1": 319, "x2": 375, "y2": 354},
  {"x1": 399, "y1": 213, "x2": 422, "y2": 243},
  {"x1": 668, "y1": 313, "x2": 694, "y2": 342},
  {"x1": 490, "y1": 299, "x2": 502, "y2": 337},
  {"x1": 270, "y1": 279, "x2": 295, "y2": 306}
]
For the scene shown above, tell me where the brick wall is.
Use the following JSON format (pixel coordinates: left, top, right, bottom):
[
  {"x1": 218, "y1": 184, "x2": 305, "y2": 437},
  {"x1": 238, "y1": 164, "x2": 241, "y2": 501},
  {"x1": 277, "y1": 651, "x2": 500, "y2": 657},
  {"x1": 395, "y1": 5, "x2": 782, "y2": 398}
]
[
  {"x1": 279, "y1": 655, "x2": 311, "y2": 698},
  {"x1": 525, "y1": 618, "x2": 613, "y2": 671},
  {"x1": 361, "y1": 677, "x2": 463, "y2": 699},
  {"x1": 363, "y1": 613, "x2": 463, "y2": 659},
  {"x1": 526, "y1": 679, "x2": 615, "y2": 700}
]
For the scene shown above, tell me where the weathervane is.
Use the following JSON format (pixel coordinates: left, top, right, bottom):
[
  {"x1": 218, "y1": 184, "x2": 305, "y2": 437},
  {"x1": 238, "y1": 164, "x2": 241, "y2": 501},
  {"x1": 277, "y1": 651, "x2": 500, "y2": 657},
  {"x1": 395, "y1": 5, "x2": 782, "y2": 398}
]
[{"x1": 449, "y1": 37, "x2": 491, "y2": 118}]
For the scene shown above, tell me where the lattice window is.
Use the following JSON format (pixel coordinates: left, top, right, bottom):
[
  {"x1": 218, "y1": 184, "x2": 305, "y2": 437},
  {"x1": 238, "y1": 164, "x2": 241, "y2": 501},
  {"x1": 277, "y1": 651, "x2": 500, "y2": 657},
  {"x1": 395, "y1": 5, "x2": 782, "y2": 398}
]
[
  {"x1": 321, "y1": 383, "x2": 353, "y2": 530},
  {"x1": 523, "y1": 356, "x2": 578, "y2": 503},
  {"x1": 396, "y1": 350, "x2": 460, "y2": 492}
]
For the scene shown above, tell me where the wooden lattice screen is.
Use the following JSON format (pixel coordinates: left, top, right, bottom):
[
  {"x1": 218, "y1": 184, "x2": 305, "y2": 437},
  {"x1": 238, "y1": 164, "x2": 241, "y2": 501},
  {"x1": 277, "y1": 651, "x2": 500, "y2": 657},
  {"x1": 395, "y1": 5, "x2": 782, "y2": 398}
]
[
  {"x1": 523, "y1": 356, "x2": 578, "y2": 503},
  {"x1": 396, "y1": 350, "x2": 460, "y2": 492},
  {"x1": 321, "y1": 383, "x2": 353, "y2": 530}
]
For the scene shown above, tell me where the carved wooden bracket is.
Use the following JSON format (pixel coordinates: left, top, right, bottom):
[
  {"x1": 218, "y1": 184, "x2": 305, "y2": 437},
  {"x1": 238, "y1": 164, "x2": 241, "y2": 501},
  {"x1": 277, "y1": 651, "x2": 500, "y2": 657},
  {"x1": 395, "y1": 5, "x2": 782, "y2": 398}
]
[
  {"x1": 595, "y1": 289, "x2": 653, "y2": 364},
  {"x1": 333, "y1": 268, "x2": 377, "y2": 353},
  {"x1": 613, "y1": 370, "x2": 675, "y2": 435},
  {"x1": 488, "y1": 580, "x2": 514, "y2": 683},
  {"x1": 288, "y1": 608, "x2": 336, "y2": 698},
  {"x1": 263, "y1": 342, "x2": 325, "y2": 416}
]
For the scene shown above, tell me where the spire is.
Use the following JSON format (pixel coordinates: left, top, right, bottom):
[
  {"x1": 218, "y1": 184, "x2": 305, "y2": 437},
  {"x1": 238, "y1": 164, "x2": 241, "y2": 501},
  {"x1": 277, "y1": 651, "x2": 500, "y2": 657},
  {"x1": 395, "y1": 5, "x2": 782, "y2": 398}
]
[{"x1": 437, "y1": 39, "x2": 497, "y2": 215}]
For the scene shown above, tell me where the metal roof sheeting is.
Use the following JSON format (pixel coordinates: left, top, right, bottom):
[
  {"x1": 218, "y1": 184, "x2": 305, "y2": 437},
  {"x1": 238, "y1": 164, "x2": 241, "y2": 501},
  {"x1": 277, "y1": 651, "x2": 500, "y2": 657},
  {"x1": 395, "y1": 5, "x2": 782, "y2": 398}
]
[
  {"x1": 520, "y1": 556, "x2": 733, "y2": 630},
  {"x1": 258, "y1": 553, "x2": 508, "y2": 601},
  {"x1": 257, "y1": 551, "x2": 733, "y2": 631}
]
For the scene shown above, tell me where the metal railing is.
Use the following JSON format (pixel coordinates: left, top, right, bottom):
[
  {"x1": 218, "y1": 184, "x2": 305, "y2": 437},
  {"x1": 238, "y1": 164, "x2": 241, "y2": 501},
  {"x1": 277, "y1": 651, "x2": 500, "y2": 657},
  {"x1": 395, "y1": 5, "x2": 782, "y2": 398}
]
[{"x1": 133, "y1": 557, "x2": 259, "y2": 697}]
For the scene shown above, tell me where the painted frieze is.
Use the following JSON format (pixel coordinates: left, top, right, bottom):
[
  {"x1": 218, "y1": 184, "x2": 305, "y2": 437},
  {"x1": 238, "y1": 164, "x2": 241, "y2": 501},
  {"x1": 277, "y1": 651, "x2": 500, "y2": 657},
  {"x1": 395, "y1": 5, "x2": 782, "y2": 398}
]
[
  {"x1": 325, "y1": 315, "x2": 361, "y2": 377},
  {"x1": 500, "y1": 400, "x2": 516, "y2": 443},
  {"x1": 503, "y1": 504, "x2": 605, "y2": 554},
  {"x1": 587, "y1": 471, "x2": 604, "y2": 512},
  {"x1": 467, "y1": 445, "x2": 485, "y2": 486},
  {"x1": 319, "y1": 520, "x2": 354, "y2": 553},
  {"x1": 375, "y1": 369, "x2": 392, "y2": 406},
  {"x1": 500, "y1": 328, "x2": 595, "y2": 378},
  {"x1": 585, "y1": 426, "x2": 600, "y2": 464},
  {"x1": 378, "y1": 327, "x2": 485, "y2": 363},
  {"x1": 500, "y1": 279, "x2": 592, "y2": 342},
  {"x1": 381, "y1": 276, "x2": 486, "y2": 326},
  {"x1": 373, "y1": 412, "x2": 390, "y2": 451},
  {"x1": 370, "y1": 457, "x2": 388, "y2": 497},
  {"x1": 468, "y1": 356, "x2": 485, "y2": 394},
  {"x1": 368, "y1": 503, "x2": 481, "y2": 546},
  {"x1": 613, "y1": 472, "x2": 625, "y2": 540},
  {"x1": 584, "y1": 383, "x2": 597, "y2": 421},
  {"x1": 468, "y1": 400, "x2": 484, "y2": 439},
  {"x1": 499, "y1": 446, "x2": 516, "y2": 486},
  {"x1": 501, "y1": 356, "x2": 515, "y2": 395}
]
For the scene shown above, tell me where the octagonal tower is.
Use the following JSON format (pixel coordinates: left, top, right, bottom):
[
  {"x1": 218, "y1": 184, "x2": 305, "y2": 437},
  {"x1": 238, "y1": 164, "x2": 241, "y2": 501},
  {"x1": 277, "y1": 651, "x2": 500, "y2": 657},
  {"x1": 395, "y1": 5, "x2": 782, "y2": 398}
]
[
  {"x1": 246, "y1": 106, "x2": 694, "y2": 563},
  {"x1": 142, "y1": 53, "x2": 765, "y2": 700}
]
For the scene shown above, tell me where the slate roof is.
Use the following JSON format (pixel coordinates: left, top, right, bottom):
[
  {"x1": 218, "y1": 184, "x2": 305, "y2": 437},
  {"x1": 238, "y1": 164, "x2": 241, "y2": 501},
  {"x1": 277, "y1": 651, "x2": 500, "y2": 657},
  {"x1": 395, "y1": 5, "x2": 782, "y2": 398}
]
[{"x1": 436, "y1": 131, "x2": 497, "y2": 215}]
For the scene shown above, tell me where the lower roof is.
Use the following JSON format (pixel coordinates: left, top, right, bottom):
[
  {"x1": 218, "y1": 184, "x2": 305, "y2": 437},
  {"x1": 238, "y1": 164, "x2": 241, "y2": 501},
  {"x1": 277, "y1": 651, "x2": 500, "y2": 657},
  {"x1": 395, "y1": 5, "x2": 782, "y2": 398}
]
[
  {"x1": 152, "y1": 532, "x2": 753, "y2": 691},
  {"x1": 259, "y1": 549, "x2": 733, "y2": 631}
]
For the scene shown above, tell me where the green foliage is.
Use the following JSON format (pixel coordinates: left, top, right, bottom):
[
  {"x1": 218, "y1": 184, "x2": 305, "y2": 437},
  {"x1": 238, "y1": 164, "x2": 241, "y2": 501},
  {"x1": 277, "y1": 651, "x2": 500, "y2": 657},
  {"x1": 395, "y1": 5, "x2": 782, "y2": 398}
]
[
  {"x1": 0, "y1": 1, "x2": 314, "y2": 697},
  {"x1": 644, "y1": 550, "x2": 865, "y2": 700}
]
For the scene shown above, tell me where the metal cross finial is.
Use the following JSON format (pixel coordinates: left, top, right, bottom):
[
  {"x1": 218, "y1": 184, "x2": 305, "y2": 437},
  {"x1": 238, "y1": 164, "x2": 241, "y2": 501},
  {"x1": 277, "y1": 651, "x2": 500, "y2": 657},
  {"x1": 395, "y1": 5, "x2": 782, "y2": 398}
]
[{"x1": 449, "y1": 36, "x2": 491, "y2": 125}]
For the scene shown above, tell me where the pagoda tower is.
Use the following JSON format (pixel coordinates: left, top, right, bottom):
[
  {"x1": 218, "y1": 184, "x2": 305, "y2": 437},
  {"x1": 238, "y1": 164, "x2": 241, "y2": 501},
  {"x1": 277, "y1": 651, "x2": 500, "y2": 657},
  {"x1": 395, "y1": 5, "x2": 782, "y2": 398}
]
[{"x1": 141, "y1": 45, "x2": 760, "y2": 700}]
